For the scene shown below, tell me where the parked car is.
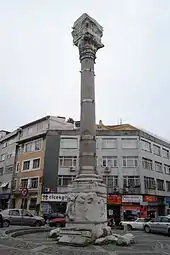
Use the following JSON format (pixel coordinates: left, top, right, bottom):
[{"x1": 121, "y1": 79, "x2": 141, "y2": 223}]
[
  {"x1": 144, "y1": 216, "x2": 170, "y2": 234},
  {"x1": 46, "y1": 212, "x2": 65, "y2": 227},
  {"x1": 120, "y1": 218, "x2": 149, "y2": 230},
  {"x1": 0, "y1": 209, "x2": 45, "y2": 227}
]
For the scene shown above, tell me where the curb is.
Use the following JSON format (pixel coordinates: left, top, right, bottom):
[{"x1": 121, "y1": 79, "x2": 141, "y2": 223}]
[{"x1": 4, "y1": 227, "x2": 51, "y2": 238}]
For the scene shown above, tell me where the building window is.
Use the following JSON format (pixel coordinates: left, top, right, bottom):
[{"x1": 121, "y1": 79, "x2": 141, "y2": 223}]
[
  {"x1": 22, "y1": 158, "x2": 40, "y2": 171},
  {"x1": 60, "y1": 138, "x2": 78, "y2": 149},
  {"x1": 166, "y1": 181, "x2": 170, "y2": 192},
  {"x1": 162, "y1": 148, "x2": 169, "y2": 159},
  {"x1": 142, "y1": 157, "x2": 153, "y2": 170},
  {"x1": 123, "y1": 176, "x2": 140, "y2": 188},
  {"x1": 121, "y1": 138, "x2": 137, "y2": 149},
  {"x1": 58, "y1": 175, "x2": 76, "y2": 186},
  {"x1": 141, "y1": 140, "x2": 151, "y2": 152},
  {"x1": 16, "y1": 162, "x2": 20, "y2": 172},
  {"x1": 102, "y1": 138, "x2": 117, "y2": 149},
  {"x1": 0, "y1": 167, "x2": 3, "y2": 176},
  {"x1": 164, "y1": 164, "x2": 170, "y2": 175},
  {"x1": 24, "y1": 139, "x2": 42, "y2": 153},
  {"x1": 122, "y1": 156, "x2": 138, "y2": 167},
  {"x1": 0, "y1": 154, "x2": 5, "y2": 161},
  {"x1": 34, "y1": 140, "x2": 42, "y2": 151},
  {"x1": 157, "y1": 179, "x2": 164, "y2": 191},
  {"x1": 21, "y1": 179, "x2": 28, "y2": 188},
  {"x1": 144, "y1": 177, "x2": 156, "y2": 189},
  {"x1": 5, "y1": 166, "x2": 13, "y2": 174},
  {"x1": 24, "y1": 142, "x2": 32, "y2": 153},
  {"x1": 17, "y1": 146, "x2": 23, "y2": 155},
  {"x1": 23, "y1": 160, "x2": 30, "y2": 171},
  {"x1": 30, "y1": 178, "x2": 38, "y2": 189},
  {"x1": 32, "y1": 158, "x2": 40, "y2": 169},
  {"x1": 59, "y1": 156, "x2": 77, "y2": 168},
  {"x1": 103, "y1": 176, "x2": 118, "y2": 188},
  {"x1": 155, "y1": 161, "x2": 162, "y2": 173},
  {"x1": 27, "y1": 127, "x2": 33, "y2": 135},
  {"x1": 102, "y1": 156, "x2": 118, "y2": 168},
  {"x1": 29, "y1": 198, "x2": 37, "y2": 210},
  {"x1": 153, "y1": 144, "x2": 161, "y2": 156}
]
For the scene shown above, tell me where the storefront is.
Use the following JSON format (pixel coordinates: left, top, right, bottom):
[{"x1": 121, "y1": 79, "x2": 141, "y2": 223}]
[
  {"x1": 0, "y1": 193, "x2": 10, "y2": 210},
  {"x1": 121, "y1": 195, "x2": 143, "y2": 220},
  {"x1": 165, "y1": 197, "x2": 170, "y2": 215},
  {"x1": 41, "y1": 193, "x2": 67, "y2": 216},
  {"x1": 107, "y1": 195, "x2": 121, "y2": 224},
  {"x1": 143, "y1": 195, "x2": 158, "y2": 218}
]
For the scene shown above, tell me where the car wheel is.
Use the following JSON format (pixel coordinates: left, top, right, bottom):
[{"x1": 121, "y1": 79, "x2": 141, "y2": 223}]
[
  {"x1": 3, "y1": 220, "x2": 10, "y2": 228},
  {"x1": 127, "y1": 224, "x2": 132, "y2": 231},
  {"x1": 35, "y1": 221, "x2": 42, "y2": 227},
  {"x1": 144, "y1": 225, "x2": 151, "y2": 233}
]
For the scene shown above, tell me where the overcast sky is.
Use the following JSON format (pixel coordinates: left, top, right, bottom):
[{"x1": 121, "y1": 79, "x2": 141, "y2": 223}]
[{"x1": 0, "y1": 0, "x2": 170, "y2": 140}]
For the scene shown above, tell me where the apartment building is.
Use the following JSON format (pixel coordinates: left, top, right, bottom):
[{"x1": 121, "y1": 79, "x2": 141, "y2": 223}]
[
  {"x1": 12, "y1": 116, "x2": 74, "y2": 213},
  {"x1": 41, "y1": 124, "x2": 170, "y2": 219},
  {"x1": 0, "y1": 130, "x2": 18, "y2": 209}
]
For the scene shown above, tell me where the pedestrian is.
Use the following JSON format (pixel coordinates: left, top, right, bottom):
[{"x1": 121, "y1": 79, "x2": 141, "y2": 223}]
[{"x1": 0, "y1": 214, "x2": 3, "y2": 228}]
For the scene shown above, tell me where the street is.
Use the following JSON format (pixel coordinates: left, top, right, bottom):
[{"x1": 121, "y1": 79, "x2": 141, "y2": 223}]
[{"x1": 0, "y1": 228, "x2": 170, "y2": 254}]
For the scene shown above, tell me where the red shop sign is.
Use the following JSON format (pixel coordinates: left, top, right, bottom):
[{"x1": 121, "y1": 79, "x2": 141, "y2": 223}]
[
  {"x1": 144, "y1": 196, "x2": 157, "y2": 203},
  {"x1": 122, "y1": 205, "x2": 140, "y2": 211},
  {"x1": 107, "y1": 195, "x2": 121, "y2": 205}
]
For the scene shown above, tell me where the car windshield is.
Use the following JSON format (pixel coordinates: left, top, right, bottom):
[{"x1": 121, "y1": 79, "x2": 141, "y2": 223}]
[{"x1": 136, "y1": 218, "x2": 145, "y2": 222}]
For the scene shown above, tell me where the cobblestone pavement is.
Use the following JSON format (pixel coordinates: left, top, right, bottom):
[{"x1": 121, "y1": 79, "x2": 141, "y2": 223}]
[{"x1": 0, "y1": 228, "x2": 170, "y2": 254}]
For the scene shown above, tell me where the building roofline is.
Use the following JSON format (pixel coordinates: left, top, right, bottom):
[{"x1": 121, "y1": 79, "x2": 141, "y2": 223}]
[
  {"x1": 19, "y1": 115, "x2": 50, "y2": 129},
  {"x1": 0, "y1": 130, "x2": 10, "y2": 134},
  {"x1": 0, "y1": 129, "x2": 18, "y2": 143}
]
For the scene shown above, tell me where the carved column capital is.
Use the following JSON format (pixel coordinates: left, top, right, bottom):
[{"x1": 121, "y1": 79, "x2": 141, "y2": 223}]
[{"x1": 72, "y1": 13, "x2": 104, "y2": 62}]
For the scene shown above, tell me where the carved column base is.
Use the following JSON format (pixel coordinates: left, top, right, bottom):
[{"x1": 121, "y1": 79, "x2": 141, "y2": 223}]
[{"x1": 58, "y1": 180, "x2": 109, "y2": 246}]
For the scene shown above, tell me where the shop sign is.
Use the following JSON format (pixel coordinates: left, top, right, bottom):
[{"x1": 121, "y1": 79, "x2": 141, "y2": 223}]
[
  {"x1": 0, "y1": 193, "x2": 10, "y2": 199},
  {"x1": 107, "y1": 195, "x2": 121, "y2": 205},
  {"x1": 122, "y1": 195, "x2": 143, "y2": 203},
  {"x1": 144, "y1": 196, "x2": 157, "y2": 203},
  {"x1": 122, "y1": 205, "x2": 140, "y2": 211},
  {"x1": 166, "y1": 198, "x2": 170, "y2": 205},
  {"x1": 42, "y1": 193, "x2": 67, "y2": 202}
]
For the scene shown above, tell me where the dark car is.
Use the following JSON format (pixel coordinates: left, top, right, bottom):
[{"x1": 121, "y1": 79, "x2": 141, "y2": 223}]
[{"x1": 46, "y1": 212, "x2": 65, "y2": 227}]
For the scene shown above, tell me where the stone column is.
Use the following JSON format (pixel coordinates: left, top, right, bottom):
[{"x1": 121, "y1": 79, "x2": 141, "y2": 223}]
[
  {"x1": 76, "y1": 22, "x2": 103, "y2": 180},
  {"x1": 58, "y1": 14, "x2": 108, "y2": 246}
]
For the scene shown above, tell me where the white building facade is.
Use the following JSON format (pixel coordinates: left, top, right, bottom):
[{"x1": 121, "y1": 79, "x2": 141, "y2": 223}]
[{"x1": 56, "y1": 125, "x2": 170, "y2": 219}]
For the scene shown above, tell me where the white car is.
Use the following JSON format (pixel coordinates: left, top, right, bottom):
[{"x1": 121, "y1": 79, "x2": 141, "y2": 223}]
[{"x1": 120, "y1": 218, "x2": 147, "y2": 230}]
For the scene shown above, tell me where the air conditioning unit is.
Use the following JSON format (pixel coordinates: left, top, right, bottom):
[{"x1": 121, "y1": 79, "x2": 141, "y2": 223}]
[
  {"x1": 104, "y1": 167, "x2": 111, "y2": 173},
  {"x1": 70, "y1": 166, "x2": 75, "y2": 172}
]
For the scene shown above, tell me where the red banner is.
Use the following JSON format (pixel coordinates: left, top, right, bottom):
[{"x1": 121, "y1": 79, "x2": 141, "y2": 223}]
[
  {"x1": 144, "y1": 196, "x2": 157, "y2": 203},
  {"x1": 140, "y1": 206, "x2": 148, "y2": 218},
  {"x1": 107, "y1": 195, "x2": 121, "y2": 205}
]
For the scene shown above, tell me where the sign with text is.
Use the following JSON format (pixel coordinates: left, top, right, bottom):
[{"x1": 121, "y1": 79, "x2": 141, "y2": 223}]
[
  {"x1": 144, "y1": 196, "x2": 157, "y2": 203},
  {"x1": 42, "y1": 194, "x2": 67, "y2": 202},
  {"x1": 107, "y1": 195, "x2": 121, "y2": 205},
  {"x1": 122, "y1": 195, "x2": 143, "y2": 203}
]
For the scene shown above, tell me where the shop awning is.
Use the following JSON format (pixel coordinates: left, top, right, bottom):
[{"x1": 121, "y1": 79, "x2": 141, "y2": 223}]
[{"x1": 0, "y1": 182, "x2": 9, "y2": 188}]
